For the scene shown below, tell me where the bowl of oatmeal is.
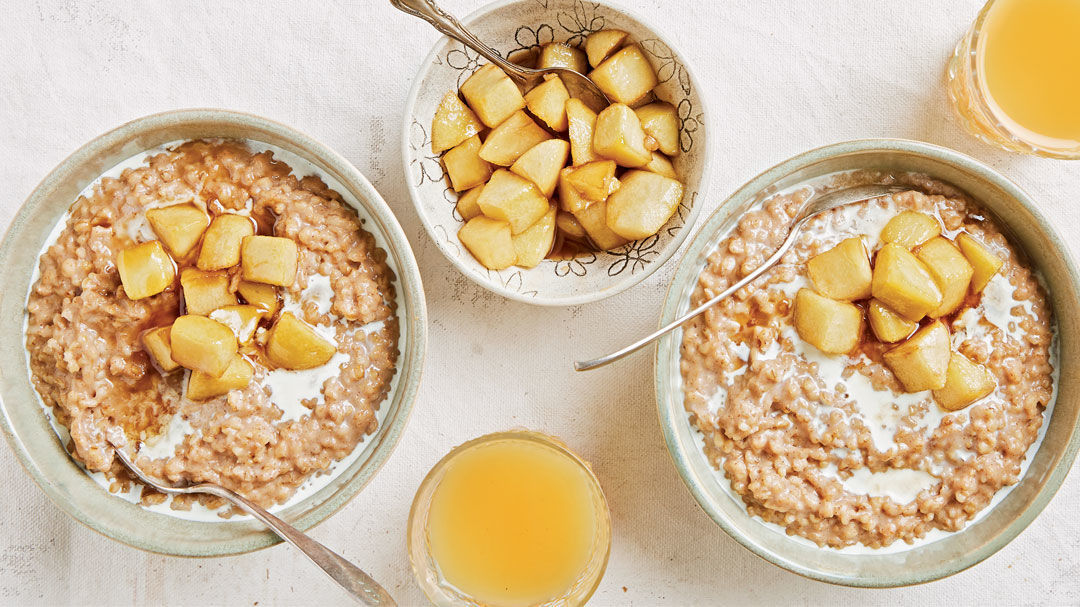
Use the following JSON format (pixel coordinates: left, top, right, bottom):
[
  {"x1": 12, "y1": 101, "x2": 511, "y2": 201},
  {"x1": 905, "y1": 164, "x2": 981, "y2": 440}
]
[
  {"x1": 402, "y1": 0, "x2": 709, "y2": 305},
  {"x1": 0, "y1": 109, "x2": 427, "y2": 556},
  {"x1": 655, "y1": 139, "x2": 1080, "y2": 586}
]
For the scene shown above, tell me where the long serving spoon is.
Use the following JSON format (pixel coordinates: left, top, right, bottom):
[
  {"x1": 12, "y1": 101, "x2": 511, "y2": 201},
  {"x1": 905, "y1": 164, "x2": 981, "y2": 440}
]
[
  {"x1": 390, "y1": 0, "x2": 611, "y2": 111},
  {"x1": 574, "y1": 184, "x2": 909, "y2": 371},
  {"x1": 109, "y1": 442, "x2": 396, "y2": 606}
]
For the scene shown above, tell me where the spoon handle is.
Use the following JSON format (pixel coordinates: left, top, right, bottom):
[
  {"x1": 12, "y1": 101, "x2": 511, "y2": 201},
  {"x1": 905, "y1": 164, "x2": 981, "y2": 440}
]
[
  {"x1": 574, "y1": 220, "x2": 805, "y2": 372},
  {"x1": 390, "y1": 0, "x2": 528, "y2": 83},
  {"x1": 203, "y1": 485, "x2": 397, "y2": 606}
]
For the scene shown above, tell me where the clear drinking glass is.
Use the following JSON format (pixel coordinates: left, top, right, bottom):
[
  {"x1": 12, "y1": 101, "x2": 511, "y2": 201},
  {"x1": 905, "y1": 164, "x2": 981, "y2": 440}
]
[{"x1": 946, "y1": 0, "x2": 1080, "y2": 159}]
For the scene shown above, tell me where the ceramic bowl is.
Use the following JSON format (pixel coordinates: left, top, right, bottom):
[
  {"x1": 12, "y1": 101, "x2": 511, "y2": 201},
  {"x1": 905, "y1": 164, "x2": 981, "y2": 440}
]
[
  {"x1": 654, "y1": 139, "x2": 1080, "y2": 586},
  {"x1": 402, "y1": 0, "x2": 709, "y2": 305},
  {"x1": 0, "y1": 109, "x2": 427, "y2": 556}
]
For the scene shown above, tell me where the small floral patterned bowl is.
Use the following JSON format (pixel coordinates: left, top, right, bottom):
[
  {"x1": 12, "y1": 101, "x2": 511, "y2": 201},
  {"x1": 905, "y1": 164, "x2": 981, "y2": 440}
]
[{"x1": 402, "y1": 0, "x2": 709, "y2": 305}]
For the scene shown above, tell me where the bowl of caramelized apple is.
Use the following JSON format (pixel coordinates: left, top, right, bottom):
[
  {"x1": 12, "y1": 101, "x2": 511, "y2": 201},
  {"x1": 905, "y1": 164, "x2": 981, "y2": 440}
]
[{"x1": 403, "y1": 0, "x2": 708, "y2": 305}]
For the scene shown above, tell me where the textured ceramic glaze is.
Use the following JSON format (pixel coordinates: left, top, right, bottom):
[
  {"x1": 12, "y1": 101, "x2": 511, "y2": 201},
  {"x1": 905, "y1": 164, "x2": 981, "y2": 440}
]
[
  {"x1": 654, "y1": 139, "x2": 1080, "y2": 587},
  {"x1": 0, "y1": 109, "x2": 427, "y2": 557},
  {"x1": 402, "y1": 0, "x2": 709, "y2": 305}
]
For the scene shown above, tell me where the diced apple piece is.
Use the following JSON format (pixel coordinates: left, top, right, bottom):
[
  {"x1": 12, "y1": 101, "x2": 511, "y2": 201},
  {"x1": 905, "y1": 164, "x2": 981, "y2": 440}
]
[
  {"x1": 180, "y1": 269, "x2": 238, "y2": 316},
  {"x1": 456, "y1": 186, "x2": 484, "y2": 221},
  {"x1": 566, "y1": 98, "x2": 599, "y2": 166},
  {"x1": 459, "y1": 63, "x2": 526, "y2": 128},
  {"x1": 881, "y1": 211, "x2": 941, "y2": 248},
  {"x1": 476, "y1": 169, "x2": 549, "y2": 234},
  {"x1": 558, "y1": 167, "x2": 591, "y2": 215},
  {"x1": 605, "y1": 170, "x2": 684, "y2": 240},
  {"x1": 266, "y1": 311, "x2": 337, "y2": 370},
  {"x1": 643, "y1": 151, "x2": 677, "y2": 179},
  {"x1": 512, "y1": 205, "x2": 556, "y2": 268},
  {"x1": 538, "y1": 43, "x2": 588, "y2": 74},
  {"x1": 806, "y1": 237, "x2": 872, "y2": 301},
  {"x1": 589, "y1": 45, "x2": 659, "y2": 105},
  {"x1": 871, "y1": 243, "x2": 943, "y2": 321},
  {"x1": 573, "y1": 199, "x2": 629, "y2": 250},
  {"x1": 510, "y1": 139, "x2": 569, "y2": 197},
  {"x1": 916, "y1": 237, "x2": 974, "y2": 318},
  {"x1": 197, "y1": 214, "x2": 254, "y2": 271},
  {"x1": 169, "y1": 314, "x2": 238, "y2": 377},
  {"x1": 868, "y1": 299, "x2": 917, "y2": 343},
  {"x1": 145, "y1": 204, "x2": 209, "y2": 259},
  {"x1": 585, "y1": 29, "x2": 629, "y2": 68},
  {"x1": 459, "y1": 216, "x2": 516, "y2": 270},
  {"x1": 592, "y1": 103, "x2": 652, "y2": 167},
  {"x1": 443, "y1": 135, "x2": 493, "y2": 192},
  {"x1": 556, "y1": 211, "x2": 587, "y2": 241},
  {"x1": 142, "y1": 326, "x2": 179, "y2": 372},
  {"x1": 634, "y1": 102, "x2": 680, "y2": 156},
  {"x1": 932, "y1": 351, "x2": 996, "y2": 411},
  {"x1": 563, "y1": 160, "x2": 620, "y2": 203},
  {"x1": 478, "y1": 110, "x2": 551, "y2": 167},
  {"x1": 431, "y1": 91, "x2": 483, "y2": 153},
  {"x1": 524, "y1": 75, "x2": 570, "y2": 132},
  {"x1": 209, "y1": 304, "x2": 263, "y2": 344},
  {"x1": 793, "y1": 288, "x2": 862, "y2": 354},
  {"x1": 117, "y1": 241, "x2": 176, "y2": 300},
  {"x1": 956, "y1": 233, "x2": 1004, "y2": 293},
  {"x1": 241, "y1": 235, "x2": 299, "y2": 287},
  {"x1": 882, "y1": 321, "x2": 951, "y2": 392},
  {"x1": 237, "y1": 280, "x2": 280, "y2": 317},
  {"x1": 187, "y1": 356, "x2": 254, "y2": 401}
]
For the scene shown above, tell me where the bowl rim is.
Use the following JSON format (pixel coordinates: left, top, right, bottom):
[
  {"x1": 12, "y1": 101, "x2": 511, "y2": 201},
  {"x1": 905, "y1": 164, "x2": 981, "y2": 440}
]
[
  {"x1": 0, "y1": 108, "x2": 428, "y2": 556},
  {"x1": 399, "y1": 0, "x2": 712, "y2": 306},
  {"x1": 653, "y1": 137, "x2": 1080, "y2": 587}
]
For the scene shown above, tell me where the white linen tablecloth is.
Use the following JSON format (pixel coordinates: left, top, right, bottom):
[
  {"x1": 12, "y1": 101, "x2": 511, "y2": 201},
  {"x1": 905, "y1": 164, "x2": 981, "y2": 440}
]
[{"x1": 1, "y1": 1, "x2": 1078, "y2": 605}]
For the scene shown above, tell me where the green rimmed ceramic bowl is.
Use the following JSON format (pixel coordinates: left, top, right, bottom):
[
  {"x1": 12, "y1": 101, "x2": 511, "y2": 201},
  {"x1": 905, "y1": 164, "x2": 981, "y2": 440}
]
[
  {"x1": 0, "y1": 109, "x2": 427, "y2": 556},
  {"x1": 654, "y1": 139, "x2": 1080, "y2": 587}
]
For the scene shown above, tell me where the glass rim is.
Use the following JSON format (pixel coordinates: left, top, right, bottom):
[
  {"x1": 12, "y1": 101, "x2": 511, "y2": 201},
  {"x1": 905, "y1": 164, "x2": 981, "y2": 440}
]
[{"x1": 406, "y1": 430, "x2": 613, "y2": 606}]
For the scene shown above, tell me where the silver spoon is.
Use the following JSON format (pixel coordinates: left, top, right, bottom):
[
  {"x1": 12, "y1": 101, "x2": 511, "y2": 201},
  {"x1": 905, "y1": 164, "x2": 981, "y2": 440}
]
[
  {"x1": 390, "y1": 0, "x2": 610, "y2": 111},
  {"x1": 109, "y1": 442, "x2": 396, "y2": 606},
  {"x1": 574, "y1": 184, "x2": 909, "y2": 371}
]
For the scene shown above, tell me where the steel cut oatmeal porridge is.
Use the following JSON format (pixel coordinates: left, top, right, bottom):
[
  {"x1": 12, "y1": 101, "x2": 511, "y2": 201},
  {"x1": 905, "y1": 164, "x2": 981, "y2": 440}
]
[
  {"x1": 679, "y1": 171, "x2": 1055, "y2": 549},
  {"x1": 26, "y1": 140, "x2": 399, "y2": 513}
]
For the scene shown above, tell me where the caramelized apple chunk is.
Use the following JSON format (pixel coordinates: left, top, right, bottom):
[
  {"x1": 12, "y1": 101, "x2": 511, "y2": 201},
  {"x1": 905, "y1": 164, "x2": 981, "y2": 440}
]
[
  {"x1": 443, "y1": 135, "x2": 493, "y2": 192},
  {"x1": 169, "y1": 314, "x2": 238, "y2": 377},
  {"x1": 916, "y1": 237, "x2": 974, "y2": 317},
  {"x1": 643, "y1": 151, "x2": 677, "y2": 179},
  {"x1": 455, "y1": 186, "x2": 484, "y2": 221},
  {"x1": 868, "y1": 299, "x2": 917, "y2": 343},
  {"x1": 187, "y1": 356, "x2": 254, "y2": 401},
  {"x1": 145, "y1": 204, "x2": 209, "y2": 259},
  {"x1": 181, "y1": 269, "x2": 237, "y2": 315},
  {"x1": 197, "y1": 214, "x2": 254, "y2": 271},
  {"x1": 476, "y1": 169, "x2": 549, "y2": 234},
  {"x1": 565, "y1": 98, "x2": 600, "y2": 166},
  {"x1": 459, "y1": 216, "x2": 516, "y2": 270},
  {"x1": 142, "y1": 326, "x2": 179, "y2": 372},
  {"x1": 932, "y1": 351, "x2": 996, "y2": 411},
  {"x1": 266, "y1": 311, "x2": 337, "y2": 370},
  {"x1": 209, "y1": 304, "x2": 264, "y2": 344},
  {"x1": 881, "y1": 211, "x2": 941, "y2": 248},
  {"x1": 956, "y1": 233, "x2": 1004, "y2": 293},
  {"x1": 592, "y1": 103, "x2": 652, "y2": 167},
  {"x1": 510, "y1": 139, "x2": 570, "y2": 197},
  {"x1": 237, "y1": 280, "x2": 280, "y2": 317},
  {"x1": 793, "y1": 288, "x2": 863, "y2": 354},
  {"x1": 556, "y1": 211, "x2": 588, "y2": 241},
  {"x1": 882, "y1": 321, "x2": 951, "y2": 392},
  {"x1": 524, "y1": 75, "x2": 570, "y2": 132},
  {"x1": 563, "y1": 160, "x2": 620, "y2": 203},
  {"x1": 459, "y1": 63, "x2": 526, "y2": 128},
  {"x1": 589, "y1": 45, "x2": 659, "y2": 105},
  {"x1": 478, "y1": 110, "x2": 552, "y2": 166},
  {"x1": 431, "y1": 91, "x2": 483, "y2": 153},
  {"x1": 871, "y1": 243, "x2": 943, "y2": 321},
  {"x1": 634, "y1": 102, "x2": 680, "y2": 156},
  {"x1": 573, "y1": 199, "x2": 629, "y2": 251},
  {"x1": 806, "y1": 237, "x2": 872, "y2": 300},
  {"x1": 585, "y1": 29, "x2": 629, "y2": 68},
  {"x1": 117, "y1": 241, "x2": 176, "y2": 300},
  {"x1": 538, "y1": 43, "x2": 588, "y2": 74},
  {"x1": 604, "y1": 170, "x2": 684, "y2": 240},
  {"x1": 241, "y1": 235, "x2": 298, "y2": 287},
  {"x1": 512, "y1": 205, "x2": 557, "y2": 269}
]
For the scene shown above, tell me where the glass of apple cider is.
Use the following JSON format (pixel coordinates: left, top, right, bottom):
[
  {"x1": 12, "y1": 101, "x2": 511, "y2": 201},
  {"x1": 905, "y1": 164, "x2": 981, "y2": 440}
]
[
  {"x1": 947, "y1": 0, "x2": 1080, "y2": 158},
  {"x1": 408, "y1": 431, "x2": 611, "y2": 607}
]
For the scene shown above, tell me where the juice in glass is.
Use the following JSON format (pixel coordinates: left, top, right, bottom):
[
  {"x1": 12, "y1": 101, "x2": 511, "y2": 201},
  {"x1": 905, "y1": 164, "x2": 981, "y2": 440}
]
[
  {"x1": 408, "y1": 431, "x2": 611, "y2": 607},
  {"x1": 947, "y1": 0, "x2": 1080, "y2": 157}
]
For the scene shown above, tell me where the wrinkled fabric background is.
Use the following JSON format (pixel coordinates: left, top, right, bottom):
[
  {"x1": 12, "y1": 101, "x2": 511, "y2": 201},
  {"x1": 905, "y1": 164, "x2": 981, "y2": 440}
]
[{"x1": 1, "y1": 1, "x2": 1078, "y2": 605}]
